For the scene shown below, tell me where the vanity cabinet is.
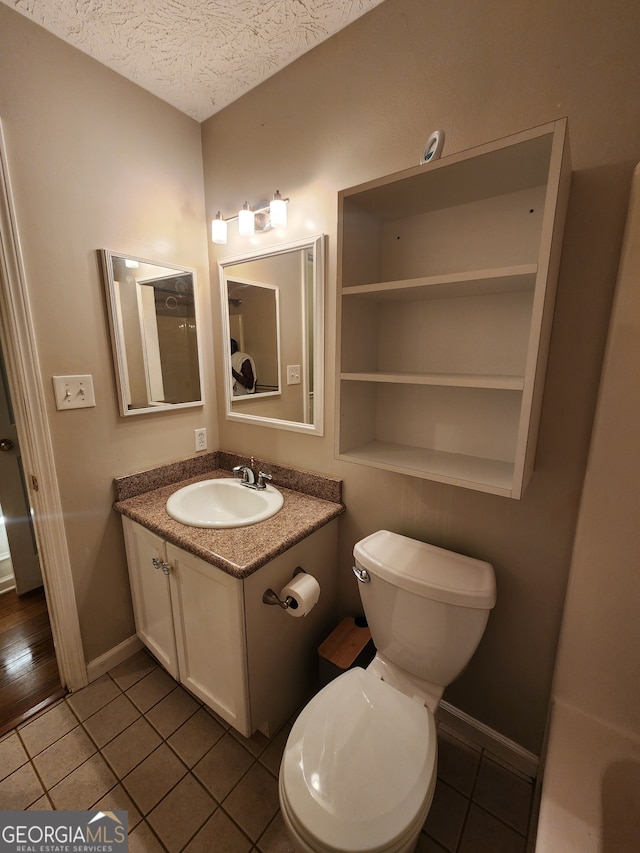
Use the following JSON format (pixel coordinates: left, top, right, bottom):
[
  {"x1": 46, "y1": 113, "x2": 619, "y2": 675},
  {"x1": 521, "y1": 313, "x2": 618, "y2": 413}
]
[
  {"x1": 336, "y1": 120, "x2": 571, "y2": 498},
  {"x1": 121, "y1": 515, "x2": 338, "y2": 737}
]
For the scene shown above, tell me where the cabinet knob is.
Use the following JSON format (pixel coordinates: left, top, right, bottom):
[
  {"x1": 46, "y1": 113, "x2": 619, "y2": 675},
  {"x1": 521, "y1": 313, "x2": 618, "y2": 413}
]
[{"x1": 151, "y1": 557, "x2": 172, "y2": 574}]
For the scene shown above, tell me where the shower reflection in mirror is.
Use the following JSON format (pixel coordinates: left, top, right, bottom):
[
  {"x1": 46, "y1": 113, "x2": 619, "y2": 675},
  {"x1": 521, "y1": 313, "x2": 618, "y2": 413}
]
[{"x1": 100, "y1": 251, "x2": 204, "y2": 416}]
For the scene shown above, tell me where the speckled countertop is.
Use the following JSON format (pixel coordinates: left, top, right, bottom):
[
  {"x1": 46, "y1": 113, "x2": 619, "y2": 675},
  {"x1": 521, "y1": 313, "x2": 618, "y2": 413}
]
[{"x1": 113, "y1": 451, "x2": 344, "y2": 579}]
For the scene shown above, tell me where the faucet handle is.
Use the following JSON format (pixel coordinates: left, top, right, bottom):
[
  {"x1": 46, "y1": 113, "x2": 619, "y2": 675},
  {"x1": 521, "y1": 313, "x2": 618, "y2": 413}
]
[{"x1": 256, "y1": 471, "x2": 272, "y2": 490}]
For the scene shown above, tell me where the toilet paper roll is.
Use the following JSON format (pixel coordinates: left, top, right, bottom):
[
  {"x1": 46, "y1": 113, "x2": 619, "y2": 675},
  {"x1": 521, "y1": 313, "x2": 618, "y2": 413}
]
[{"x1": 281, "y1": 573, "x2": 321, "y2": 617}]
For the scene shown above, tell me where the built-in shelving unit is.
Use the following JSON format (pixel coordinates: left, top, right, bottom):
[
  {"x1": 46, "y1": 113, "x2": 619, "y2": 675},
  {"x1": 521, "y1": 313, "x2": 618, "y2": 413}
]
[{"x1": 336, "y1": 120, "x2": 571, "y2": 498}]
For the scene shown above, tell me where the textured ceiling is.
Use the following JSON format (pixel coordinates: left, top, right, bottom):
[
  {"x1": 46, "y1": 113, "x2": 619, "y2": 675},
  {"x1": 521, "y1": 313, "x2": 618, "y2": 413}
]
[{"x1": 1, "y1": 0, "x2": 385, "y2": 121}]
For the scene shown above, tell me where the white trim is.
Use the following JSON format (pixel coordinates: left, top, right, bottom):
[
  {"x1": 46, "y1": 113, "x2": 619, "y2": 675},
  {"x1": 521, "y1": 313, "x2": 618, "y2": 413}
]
[
  {"x1": 438, "y1": 700, "x2": 539, "y2": 780},
  {"x1": 0, "y1": 570, "x2": 15, "y2": 595},
  {"x1": 86, "y1": 634, "x2": 143, "y2": 682},
  {"x1": 0, "y1": 118, "x2": 87, "y2": 691}
]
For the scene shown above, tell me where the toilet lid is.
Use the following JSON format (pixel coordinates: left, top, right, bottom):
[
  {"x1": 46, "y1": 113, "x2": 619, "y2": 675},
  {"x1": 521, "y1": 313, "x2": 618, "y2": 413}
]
[{"x1": 281, "y1": 668, "x2": 436, "y2": 852}]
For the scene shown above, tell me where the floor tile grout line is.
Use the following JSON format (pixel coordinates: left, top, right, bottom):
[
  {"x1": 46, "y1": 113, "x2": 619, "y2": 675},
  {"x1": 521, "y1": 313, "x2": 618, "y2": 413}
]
[
  {"x1": 452, "y1": 744, "x2": 485, "y2": 853},
  {"x1": 255, "y1": 810, "x2": 278, "y2": 852},
  {"x1": 455, "y1": 744, "x2": 531, "y2": 847},
  {"x1": 123, "y1": 743, "x2": 260, "y2": 853},
  {"x1": 42, "y1": 686, "x2": 124, "y2": 811},
  {"x1": 85, "y1": 676, "x2": 228, "y2": 814},
  {"x1": 11, "y1": 663, "x2": 179, "y2": 813},
  {"x1": 84, "y1": 672, "x2": 261, "y2": 851},
  {"x1": 201, "y1": 741, "x2": 274, "y2": 844},
  {"x1": 461, "y1": 800, "x2": 530, "y2": 848},
  {"x1": 470, "y1": 747, "x2": 532, "y2": 839},
  {"x1": 13, "y1": 712, "x2": 74, "y2": 810}
]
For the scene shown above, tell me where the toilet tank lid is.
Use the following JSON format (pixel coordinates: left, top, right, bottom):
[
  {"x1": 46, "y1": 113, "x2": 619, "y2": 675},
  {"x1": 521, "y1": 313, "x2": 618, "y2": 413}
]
[{"x1": 354, "y1": 530, "x2": 496, "y2": 609}]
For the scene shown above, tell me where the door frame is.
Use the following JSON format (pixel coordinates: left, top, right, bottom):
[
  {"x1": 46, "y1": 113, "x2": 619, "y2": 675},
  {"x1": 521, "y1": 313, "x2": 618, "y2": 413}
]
[
  {"x1": 0, "y1": 119, "x2": 87, "y2": 691},
  {"x1": 0, "y1": 346, "x2": 44, "y2": 594}
]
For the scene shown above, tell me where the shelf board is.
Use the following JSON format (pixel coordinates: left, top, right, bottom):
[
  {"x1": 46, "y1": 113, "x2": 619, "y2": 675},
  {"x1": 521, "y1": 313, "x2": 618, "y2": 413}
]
[
  {"x1": 339, "y1": 127, "x2": 555, "y2": 221},
  {"x1": 341, "y1": 372, "x2": 525, "y2": 391},
  {"x1": 341, "y1": 264, "x2": 537, "y2": 301},
  {"x1": 339, "y1": 441, "x2": 515, "y2": 496}
]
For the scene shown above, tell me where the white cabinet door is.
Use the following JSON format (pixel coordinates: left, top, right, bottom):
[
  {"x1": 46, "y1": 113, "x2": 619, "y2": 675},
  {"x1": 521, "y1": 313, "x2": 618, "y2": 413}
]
[
  {"x1": 121, "y1": 517, "x2": 178, "y2": 678},
  {"x1": 166, "y1": 543, "x2": 250, "y2": 735}
]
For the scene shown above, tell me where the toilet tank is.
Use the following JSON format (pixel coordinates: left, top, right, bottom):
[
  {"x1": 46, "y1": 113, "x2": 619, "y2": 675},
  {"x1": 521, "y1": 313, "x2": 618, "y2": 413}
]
[{"x1": 354, "y1": 531, "x2": 496, "y2": 688}]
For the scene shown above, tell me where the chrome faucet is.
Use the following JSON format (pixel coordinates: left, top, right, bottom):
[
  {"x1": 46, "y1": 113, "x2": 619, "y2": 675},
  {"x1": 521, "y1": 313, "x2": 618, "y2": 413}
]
[
  {"x1": 232, "y1": 464, "x2": 255, "y2": 486},
  {"x1": 232, "y1": 461, "x2": 273, "y2": 490}
]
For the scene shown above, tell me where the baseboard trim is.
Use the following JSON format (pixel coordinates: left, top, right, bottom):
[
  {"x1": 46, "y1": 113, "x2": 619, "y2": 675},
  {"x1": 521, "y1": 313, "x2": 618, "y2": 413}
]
[
  {"x1": 0, "y1": 575, "x2": 15, "y2": 595},
  {"x1": 0, "y1": 555, "x2": 14, "y2": 594},
  {"x1": 437, "y1": 700, "x2": 539, "y2": 780},
  {"x1": 86, "y1": 635, "x2": 143, "y2": 683}
]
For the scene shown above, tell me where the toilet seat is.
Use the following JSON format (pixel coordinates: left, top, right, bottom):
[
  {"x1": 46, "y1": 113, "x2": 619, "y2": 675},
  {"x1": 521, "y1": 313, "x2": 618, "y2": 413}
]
[{"x1": 279, "y1": 668, "x2": 437, "y2": 852}]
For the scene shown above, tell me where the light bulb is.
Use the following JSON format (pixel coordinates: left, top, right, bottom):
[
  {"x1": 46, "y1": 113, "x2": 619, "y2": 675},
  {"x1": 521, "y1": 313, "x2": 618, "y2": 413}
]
[
  {"x1": 238, "y1": 202, "x2": 255, "y2": 237},
  {"x1": 270, "y1": 190, "x2": 287, "y2": 229},
  {"x1": 211, "y1": 212, "x2": 228, "y2": 244}
]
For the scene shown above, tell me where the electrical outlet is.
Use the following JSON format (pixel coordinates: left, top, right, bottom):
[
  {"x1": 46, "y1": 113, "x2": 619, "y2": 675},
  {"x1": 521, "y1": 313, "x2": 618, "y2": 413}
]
[
  {"x1": 194, "y1": 428, "x2": 207, "y2": 451},
  {"x1": 287, "y1": 364, "x2": 301, "y2": 385}
]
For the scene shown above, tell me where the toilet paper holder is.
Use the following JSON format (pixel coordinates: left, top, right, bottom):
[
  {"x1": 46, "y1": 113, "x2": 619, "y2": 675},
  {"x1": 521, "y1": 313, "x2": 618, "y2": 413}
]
[{"x1": 262, "y1": 567, "x2": 306, "y2": 610}]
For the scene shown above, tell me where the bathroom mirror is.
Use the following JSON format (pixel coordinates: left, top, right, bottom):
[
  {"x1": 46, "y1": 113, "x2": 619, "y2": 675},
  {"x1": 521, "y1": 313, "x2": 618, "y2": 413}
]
[
  {"x1": 219, "y1": 235, "x2": 324, "y2": 435},
  {"x1": 100, "y1": 250, "x2": 204, "y2": 416}
]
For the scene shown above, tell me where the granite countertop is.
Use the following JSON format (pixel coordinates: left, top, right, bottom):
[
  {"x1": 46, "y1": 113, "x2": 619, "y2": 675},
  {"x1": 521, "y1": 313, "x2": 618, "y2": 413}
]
[{"x1": 113, "y1": 451, "x2": 344, "y2": 580}]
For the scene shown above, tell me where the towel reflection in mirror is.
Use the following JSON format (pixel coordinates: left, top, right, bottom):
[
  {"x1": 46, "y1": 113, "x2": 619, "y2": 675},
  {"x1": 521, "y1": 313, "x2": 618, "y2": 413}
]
[{"x1": 230, "y1": 339, "x2": 256, "y2": 396}]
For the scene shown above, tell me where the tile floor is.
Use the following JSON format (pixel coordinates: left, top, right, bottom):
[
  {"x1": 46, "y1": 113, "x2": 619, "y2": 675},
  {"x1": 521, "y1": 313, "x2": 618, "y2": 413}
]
[{"x1": 0, "y1": 649, "x2": 536, "y2": 852}]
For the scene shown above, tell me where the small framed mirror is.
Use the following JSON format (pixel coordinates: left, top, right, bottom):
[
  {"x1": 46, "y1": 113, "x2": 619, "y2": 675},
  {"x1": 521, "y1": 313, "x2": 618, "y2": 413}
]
[
  {"x1": 100, "y1": 250, "x2": 204, "y2": 416},
  {"x1": 219, "y1": 235, "x2": 324, "y2": 435}
]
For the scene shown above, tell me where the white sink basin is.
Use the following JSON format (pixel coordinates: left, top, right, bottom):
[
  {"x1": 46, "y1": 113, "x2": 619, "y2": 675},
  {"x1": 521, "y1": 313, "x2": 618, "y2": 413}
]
[{"x1": 166, "y1": 478, "x2": 284, "y2": 528}]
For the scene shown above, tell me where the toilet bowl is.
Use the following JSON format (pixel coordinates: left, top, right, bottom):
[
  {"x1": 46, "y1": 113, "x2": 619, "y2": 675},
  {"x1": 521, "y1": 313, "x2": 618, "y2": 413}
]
[
  {"x1": 279, "y1": 667, "x2": 437, "y2": 853},
  {"x1": 279, "y1": 530, "x2": 496, "y2": 852}
]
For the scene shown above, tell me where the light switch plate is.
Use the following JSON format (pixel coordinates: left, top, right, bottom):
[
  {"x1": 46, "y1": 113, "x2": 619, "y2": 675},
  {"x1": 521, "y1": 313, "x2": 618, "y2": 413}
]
[
  {"x1": 287, "y1": 364, "x2": 301, "y2": 385},
  {"x1": 52, "y1": 375, "x2": 96, "y2": 410}
]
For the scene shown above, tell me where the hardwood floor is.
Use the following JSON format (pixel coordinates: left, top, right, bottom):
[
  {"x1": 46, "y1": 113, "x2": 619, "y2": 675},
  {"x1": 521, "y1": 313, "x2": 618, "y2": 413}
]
[{"x1": 0, "y1": 586, "x2": 64, "y2": 737}]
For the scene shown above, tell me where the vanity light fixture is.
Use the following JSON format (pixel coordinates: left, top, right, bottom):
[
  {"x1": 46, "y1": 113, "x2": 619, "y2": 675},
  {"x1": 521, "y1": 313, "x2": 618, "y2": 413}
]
[
  {"x1": 238, "y1": 201, "x2": 255, "y2": 237},
  {"x1": 270, "y1": 190, "x2": 287, "y2": 228},
  {"x1": 211, "y1": 191, "x2": 289, "y2": 245},
  {"x1": 211, "y1": 212, "x2": 228, "y2": 245}
]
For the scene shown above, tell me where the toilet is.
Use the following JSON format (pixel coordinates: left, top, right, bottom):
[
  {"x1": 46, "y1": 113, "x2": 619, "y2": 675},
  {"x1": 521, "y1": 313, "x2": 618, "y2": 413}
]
[{"x1": 279, "y1": 530, "x2": 497, "y2": 853}]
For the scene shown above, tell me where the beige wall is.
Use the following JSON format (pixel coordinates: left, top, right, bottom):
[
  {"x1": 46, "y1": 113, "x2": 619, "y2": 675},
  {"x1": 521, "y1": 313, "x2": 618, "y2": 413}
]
[
  {"x1": 552, "y1": 163, "x2": 640, "y2": 738},
  {"x1": 202, "y1": 0, "x2": 640, "y2": 753},
  {"x1": 534, "y1": 163, "x2": 640, "y2": 853},
  {"x1": 0, "y1": 4, "x2": 216, "y2": 662}
]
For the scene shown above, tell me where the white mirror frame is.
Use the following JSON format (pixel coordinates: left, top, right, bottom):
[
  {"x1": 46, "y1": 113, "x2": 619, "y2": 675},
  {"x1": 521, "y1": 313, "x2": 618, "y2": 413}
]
[
  {"x1": 100, "y1": 250, "x2": 205, "y2": 417},
  {"x1": 218, "y1": 234, "x2": 325, "y2": 436}
]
